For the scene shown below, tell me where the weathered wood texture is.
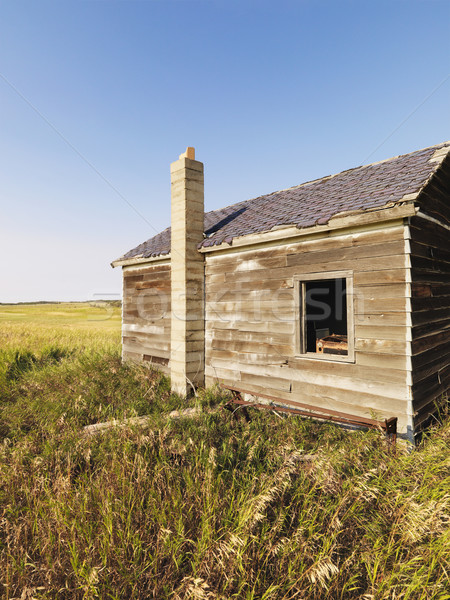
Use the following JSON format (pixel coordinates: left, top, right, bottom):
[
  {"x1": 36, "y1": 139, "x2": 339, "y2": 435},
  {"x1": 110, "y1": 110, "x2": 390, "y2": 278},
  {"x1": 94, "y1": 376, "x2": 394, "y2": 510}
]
[
  {"x1": 204, "y1": 225, "x2": 412, "y2": 434},
  {"x1": 415, "y1": 152, "x2": 450, "y2": 227},
  {"x1": 410, "y1": 212, "x2": 450, "y2": 432},
  {"x1": 122, "y1": 263, "x2": 171, "y2": 374},
  {"x1": 170, "y1": 155, "x2": 205, "y2": 394}
]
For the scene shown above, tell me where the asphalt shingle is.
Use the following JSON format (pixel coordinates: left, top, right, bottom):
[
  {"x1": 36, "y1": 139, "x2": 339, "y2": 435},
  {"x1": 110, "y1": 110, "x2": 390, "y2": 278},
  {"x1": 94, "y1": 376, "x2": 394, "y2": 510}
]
[{"x1": 115, "y1": 142, "x2": 449, "y2": 263}]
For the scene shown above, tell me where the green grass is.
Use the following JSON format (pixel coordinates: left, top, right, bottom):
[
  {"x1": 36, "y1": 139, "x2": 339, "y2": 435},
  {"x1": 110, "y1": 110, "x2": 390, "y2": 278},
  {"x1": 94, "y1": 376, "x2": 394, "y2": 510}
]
[{"x1": 0, "y1": 303, "x2": 449, "y2": 599}]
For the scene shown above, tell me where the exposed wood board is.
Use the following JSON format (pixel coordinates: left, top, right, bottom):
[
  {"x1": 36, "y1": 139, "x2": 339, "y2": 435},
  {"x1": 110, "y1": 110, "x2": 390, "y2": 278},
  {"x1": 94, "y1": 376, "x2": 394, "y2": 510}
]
[
  {"x1": 206, "y1": 369, "x2": 408, "y2": 418},
  {"x1": 354, "y1": 269, "x2": 408, "y2": 285},
  {"x1": 207, "y1": 358, "x2": 408, "y2": 400},
  {"x1": 355, "y1": 325, "x2": 409, "y2": 342},
  {"x1": 123, "y1": 343, "x2": 170, "y2": 359},
  {"x1": 356, "y1": 352, "x2": 410, "y2": 371},
  {"x1": 208, "y1": 353, "x2": 406, "y2": 384},
  {"x1": 200, "y1": 209, "x2": 413, "y2": 255},
  {"x1": 355, "y1": 338, "x2": 409, "y2": 356},
  {"x1": 240, "y1": 372, "x2": 292, "y2": 393},
  {"x1": 206, "y1": 278, "x2": 294, "y2": 293},
  {"x1": 205, "y1": 231, "x2": 405, "y2": 273},
  {"x1": 354, "y1": 312, "x2": 409, "y2": 326},
  {"x1": 206, "y1": 319, "x2": 295, "y2": 334},
  {"x1": 286, "y1": 240, "x2": 405, "y2": 268},
  {"x1": 119, "y1": 257, "x2": 171, "y2": 269},
  {"x1": 206, "y1": 339, "x2": 294, "y2": 356}
]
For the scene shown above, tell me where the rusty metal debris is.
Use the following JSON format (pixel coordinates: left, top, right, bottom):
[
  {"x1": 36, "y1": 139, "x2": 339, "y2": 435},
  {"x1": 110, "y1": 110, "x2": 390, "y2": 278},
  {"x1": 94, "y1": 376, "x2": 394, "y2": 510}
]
[{"x1": 222, "y1": 385, "x2": 397, "y2": 446}]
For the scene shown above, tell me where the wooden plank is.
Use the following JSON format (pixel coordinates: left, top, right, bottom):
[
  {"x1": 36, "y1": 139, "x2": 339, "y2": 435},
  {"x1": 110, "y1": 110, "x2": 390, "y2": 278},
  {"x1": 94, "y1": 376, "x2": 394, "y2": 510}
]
[
  {"x1": 411, "y1": 283, "x2": 433, "y2": 298},
  {"x1": 123, "y1": 340, "x2": 171, "y2": 355},
  {"x1": 414, "y1": 396, "x2": 449, "y2": 430},
  {"x1": 123, "y1": 274, "x2": 144, "y2": 283},
  {"x1": 356, "y1": 352, "x2": 409, "y2": 371},
  {"x1": 286, "y1": 240, "x2": 405, "y2": 268},
  {"x1": 208, "y1": 255, "x2": 407, "y2": 286},
  {"x1": 354, "y1": 312, "x2": 409, "y2": 326},
  {"x1": 205, "y1": 301, "x2": 295, "y2": 316},
  {"x1": 123, "y1": 323, "x2": 166, "y2": 336},
  {"x1": 240, "y1": 372, "x2": 292, "y2": 393},
  {"x1": 206, "y1": 349, "x2": 289, "y2": 366},
  {"x1": 123, "y1": 314, "x2": 171, "y2": 326},
  {"x1": 413, "y1": 370, "x2": 450, "y2": 407},
  {"x1": 354, "y1": 269, "x2": 408, "y2": 286},
  {"x1": 208, "y1": 353, "x2": 406, "y2": 384},
  {"x1": 355, "y1": 338, "x2": 408, "y2": 356},
  {"x1": 411, "y1": 296, "x2": 450, "y2": 313},
  {"x1": 410, "y1": 217, "x2": 449, "y2": 246},
  {"x1": 208, "y1": 358, "x2": 408, "y2": 400},
  {"x1": 287, "y1": 355, "x2": 407, "y2": 384},
  {"x1": 412, "y1": 346, "x2": 450, "y2": 370},
  {"x1": 412, "y1": 319, "x2": 450, "y2": 340},
  {"x1": 206, "y1": 277, "x2": 294, "y2": 293},
  {"x1": 135, "y1": 280, "x2": 171, "y2": 291},
  {"x1": 355, "y1": 325, "x2": 408, "y2": 342},
  {"x1": 205, "y1": 365, "x2": 241, "y2": 382},
  {"x1": 412, "y1": 306, "x2": 450, "y2": 325},
  {"x1": 124, "y1": 265, "x2": 170, "y2": 278},
  {"x1": 123, "y1": 343, "x2": 170, "y2": 360},
  {"x1": 205, "y1": 226, "x2": 405, "y2": 270},
  {"x1": 268, "y1": 361, "x2": 407, "y2": 399},
  {"x1": 206, "y1": 291, "x2": 294, "y2": 303},
  {"x1": 411, "y1": 255, "x2": 450, "y2": 274},
  {"x1": 213, "y1": 376, "x2": 408, "y2": 419},
  {"x1": 206, "y1": 328, "x2": 293, "y2": 345},
  {"x1": 356, "y1": 283, "x2": 408, "y2": 299},
  {"x1": 123, "y1": 335, "x2": 170, "y2": 353},
  {"x1": 412, "y1": 350, "x2": 450, "y2": 385},
  {"x1": 410, "y1": 241, "x2": 450, "y2": 264},
  {"x1": 206, "y1": 338, "x2": 294, "y2": 356},
  {"x1": 411, "y1": 271, "x2": 450, "y2": 285},
  {"x1": 354, "y1": 297, "x2": 408, "y2": 313},
  {"x1": 206, "y1": 319, "x2": 295, "y2": 334},
  {"x1": 412, "y1": 330, "x2": 449, "y2": 355},
  {"x1": 290, "y1": 380, "x2": 407, "y2": 415}
]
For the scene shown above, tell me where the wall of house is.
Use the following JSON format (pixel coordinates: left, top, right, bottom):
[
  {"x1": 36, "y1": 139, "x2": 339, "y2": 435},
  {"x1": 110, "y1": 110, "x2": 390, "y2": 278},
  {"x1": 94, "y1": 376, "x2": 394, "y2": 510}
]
[
  {"x1": 204, "y1": 222, "x2": 413, "y2": 435},
  {"x1": 122, "y1": 261, "x2": 171, "y2": 375},
  {"x1": 409, "y1": 157, "x2": 450, "y2": 432}
]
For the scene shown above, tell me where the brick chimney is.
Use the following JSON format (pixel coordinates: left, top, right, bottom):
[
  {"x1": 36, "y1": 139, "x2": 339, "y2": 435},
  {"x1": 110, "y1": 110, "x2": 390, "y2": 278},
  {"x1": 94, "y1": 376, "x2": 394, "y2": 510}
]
[{"x1": 170, "y1": 147, "x2": 205, "y2": 396}]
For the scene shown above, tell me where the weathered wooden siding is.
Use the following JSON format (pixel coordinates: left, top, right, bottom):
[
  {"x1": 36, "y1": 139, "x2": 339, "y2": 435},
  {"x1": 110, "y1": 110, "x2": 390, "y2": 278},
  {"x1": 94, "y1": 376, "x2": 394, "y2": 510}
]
[
  {"x1": 122, "y1": 262, "x2": 171, "y2": 374},
  {"x1": 205, "y1": 224, "x2": 412, "y2": 434},
  {"x1": 410, "y1": 213, "x2": 450, "y2": 432}
]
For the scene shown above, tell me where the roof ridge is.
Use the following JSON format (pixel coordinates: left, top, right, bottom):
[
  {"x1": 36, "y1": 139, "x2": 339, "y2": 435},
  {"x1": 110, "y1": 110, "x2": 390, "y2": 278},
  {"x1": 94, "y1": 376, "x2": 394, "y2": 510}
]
[
  {"x1": 203, "y1": 141, "x2": 450, "y2": 218},
  {"x1": 355, "y1": 140, "x2": 450, "y2": 169}
]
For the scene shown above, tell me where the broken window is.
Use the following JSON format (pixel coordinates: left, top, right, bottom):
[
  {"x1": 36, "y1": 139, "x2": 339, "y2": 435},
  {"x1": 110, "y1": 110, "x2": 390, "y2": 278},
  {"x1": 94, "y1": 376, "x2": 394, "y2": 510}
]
[{"x1": 296, "y1": 272, "x2": 354, "y2": 361}]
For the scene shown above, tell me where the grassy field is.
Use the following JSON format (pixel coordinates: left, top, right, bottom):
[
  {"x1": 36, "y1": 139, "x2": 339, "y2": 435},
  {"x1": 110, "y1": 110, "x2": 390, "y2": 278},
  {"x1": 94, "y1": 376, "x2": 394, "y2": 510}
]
[{"x1": 0, "y1": 303, "x2": 449, "y2": 599}]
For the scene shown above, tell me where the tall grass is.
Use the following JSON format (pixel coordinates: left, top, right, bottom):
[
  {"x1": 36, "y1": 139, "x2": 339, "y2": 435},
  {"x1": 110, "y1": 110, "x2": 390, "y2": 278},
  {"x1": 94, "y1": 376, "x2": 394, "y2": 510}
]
[{"x1": 0, "y1": 305, "x2": 449, "y2": 599}]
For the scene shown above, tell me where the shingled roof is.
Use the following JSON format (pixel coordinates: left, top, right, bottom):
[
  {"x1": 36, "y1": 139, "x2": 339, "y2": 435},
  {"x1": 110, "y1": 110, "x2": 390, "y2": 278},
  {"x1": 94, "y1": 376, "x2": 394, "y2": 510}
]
[{"x1": 113, "y1": 142, "x2": 450, "y2": 264}]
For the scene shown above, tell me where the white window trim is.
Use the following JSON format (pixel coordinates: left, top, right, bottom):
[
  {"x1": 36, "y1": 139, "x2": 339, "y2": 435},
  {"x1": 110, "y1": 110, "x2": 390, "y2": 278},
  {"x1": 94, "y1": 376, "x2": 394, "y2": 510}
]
[{"x1": 294, "y1": 270, "x2": 355, "y2": 363}]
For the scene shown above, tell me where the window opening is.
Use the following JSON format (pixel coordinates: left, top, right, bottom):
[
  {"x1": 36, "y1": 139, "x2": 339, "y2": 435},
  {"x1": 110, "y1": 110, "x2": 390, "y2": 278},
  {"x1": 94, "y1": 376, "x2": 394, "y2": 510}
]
[{"x1": 304, "y1": 278, "x2": 348, "y2": 356}]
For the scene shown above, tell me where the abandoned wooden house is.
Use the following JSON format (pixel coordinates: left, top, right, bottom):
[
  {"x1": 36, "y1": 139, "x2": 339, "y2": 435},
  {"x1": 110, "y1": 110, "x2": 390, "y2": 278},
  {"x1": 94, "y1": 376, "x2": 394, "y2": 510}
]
[{"x1": 112, "y1": 142, "x2": 450, "y2": 441}]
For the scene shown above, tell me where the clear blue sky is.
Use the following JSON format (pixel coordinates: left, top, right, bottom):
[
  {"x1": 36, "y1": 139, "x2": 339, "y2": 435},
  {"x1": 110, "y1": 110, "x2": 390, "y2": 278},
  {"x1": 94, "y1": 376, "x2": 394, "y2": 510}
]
[{"x1": 1, "y1": 0, "x2": 449, "y2": 303}]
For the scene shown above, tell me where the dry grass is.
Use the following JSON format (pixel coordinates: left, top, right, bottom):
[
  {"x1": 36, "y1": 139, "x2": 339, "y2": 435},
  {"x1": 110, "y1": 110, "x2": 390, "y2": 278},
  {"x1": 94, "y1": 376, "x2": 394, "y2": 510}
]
[{"x1": 0, "y1": 304, "x2": 449, "y2": 599}]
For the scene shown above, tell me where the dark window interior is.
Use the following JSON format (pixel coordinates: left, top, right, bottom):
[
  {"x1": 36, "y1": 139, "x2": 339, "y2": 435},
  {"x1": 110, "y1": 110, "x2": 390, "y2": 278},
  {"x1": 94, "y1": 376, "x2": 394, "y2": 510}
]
[{"x1": 304, "y1": 278, "x2": 348, "y2": 355}]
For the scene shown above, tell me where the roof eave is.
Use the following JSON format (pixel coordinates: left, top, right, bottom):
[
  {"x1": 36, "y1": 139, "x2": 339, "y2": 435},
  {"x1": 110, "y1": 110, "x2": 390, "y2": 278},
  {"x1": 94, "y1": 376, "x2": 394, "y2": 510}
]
[
  {"x1": 198, "y1": 202, "x2": 418, "y2": 254},
  {"x1": 111, "y1": 253, "x2": 171, "y2": 268}
]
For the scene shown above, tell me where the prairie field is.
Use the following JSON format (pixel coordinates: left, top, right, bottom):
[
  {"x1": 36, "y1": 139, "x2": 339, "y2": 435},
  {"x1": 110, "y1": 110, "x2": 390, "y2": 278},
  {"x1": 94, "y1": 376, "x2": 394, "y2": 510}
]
[{"x1": 0, "y1": 303, "x2": 449, "y2": 600}]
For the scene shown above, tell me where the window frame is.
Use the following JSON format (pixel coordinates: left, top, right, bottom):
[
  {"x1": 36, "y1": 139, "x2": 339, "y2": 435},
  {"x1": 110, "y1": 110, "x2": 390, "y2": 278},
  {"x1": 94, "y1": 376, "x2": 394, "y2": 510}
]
[{"x1": 294, "y1": 270, "x2": 355, "y2": 363}]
